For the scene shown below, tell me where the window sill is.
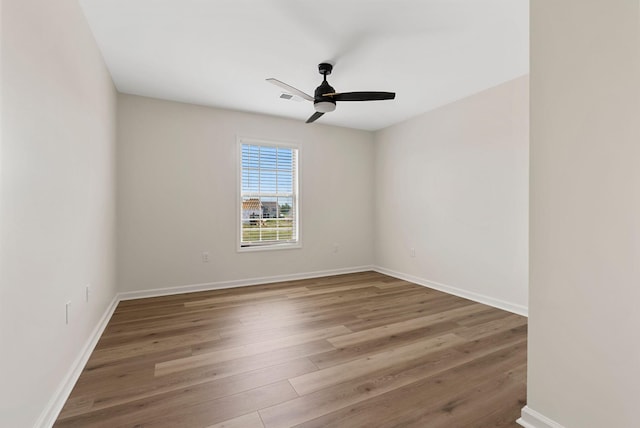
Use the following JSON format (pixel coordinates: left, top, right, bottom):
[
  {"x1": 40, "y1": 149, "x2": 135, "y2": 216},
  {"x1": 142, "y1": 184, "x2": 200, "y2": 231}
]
[{"x1": 237, "y1": 242, "x2": 302, "y2": 253}]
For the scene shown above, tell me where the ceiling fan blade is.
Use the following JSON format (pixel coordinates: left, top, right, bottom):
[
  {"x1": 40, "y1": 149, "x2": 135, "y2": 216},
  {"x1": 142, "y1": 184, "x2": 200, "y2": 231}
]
[
  {"x1": 325, "y1": 91, "x2": 396, "y2": 102},
  {"x1": 266, "y1": 78, "x2": 314, "y2": 101},
  {"x1": 306, "y1": 112, "x2": 324, "y2": 123}
]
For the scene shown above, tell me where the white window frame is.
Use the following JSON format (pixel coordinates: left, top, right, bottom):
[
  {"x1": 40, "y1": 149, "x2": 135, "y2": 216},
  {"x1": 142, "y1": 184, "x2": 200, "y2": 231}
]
[{"x1": 236, "y1": 136, "x2": 301, "y2": 252}]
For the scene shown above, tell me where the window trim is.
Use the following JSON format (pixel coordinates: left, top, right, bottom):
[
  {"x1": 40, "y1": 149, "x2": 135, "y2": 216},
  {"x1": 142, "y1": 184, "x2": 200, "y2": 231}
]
[{"x1": 236, "y1": 136, "x2": 302, "y2": 252}]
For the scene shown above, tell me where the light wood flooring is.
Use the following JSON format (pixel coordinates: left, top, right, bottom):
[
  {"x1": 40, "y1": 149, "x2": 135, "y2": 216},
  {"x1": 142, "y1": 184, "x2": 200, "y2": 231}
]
[{"x1": 55, "y1": 271, "x2": 527, "y2": 428}]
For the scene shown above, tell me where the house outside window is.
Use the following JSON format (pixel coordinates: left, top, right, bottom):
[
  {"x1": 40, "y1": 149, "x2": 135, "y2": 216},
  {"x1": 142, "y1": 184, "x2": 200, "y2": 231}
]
[{"x1": 238, "y1": 138, "x2": 300, "y2": 250}]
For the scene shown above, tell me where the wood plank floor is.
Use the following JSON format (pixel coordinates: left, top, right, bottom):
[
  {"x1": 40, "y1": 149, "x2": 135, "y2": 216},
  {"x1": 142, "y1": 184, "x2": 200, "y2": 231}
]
[{"x1": 55, "y1": 271, "x2": 527, "y2": 428}]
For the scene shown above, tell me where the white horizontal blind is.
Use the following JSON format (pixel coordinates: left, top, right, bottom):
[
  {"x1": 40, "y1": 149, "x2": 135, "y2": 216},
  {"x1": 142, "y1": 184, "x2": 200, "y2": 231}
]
[{"x1": 240, "y1": 142, "x2": 298, "y2": 247}]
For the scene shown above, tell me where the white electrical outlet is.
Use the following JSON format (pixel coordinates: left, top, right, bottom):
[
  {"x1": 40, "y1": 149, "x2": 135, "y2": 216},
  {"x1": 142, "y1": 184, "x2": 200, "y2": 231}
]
[
  {"x1": 332, "y1": 243, "x2": 340, "y2": 254},
  {"x1": 86, "y1": 284, "x2": 91, "y2": 302},
  {"x1": 65, "y1": 301, "x2": 71, "y2": 324},
  {"x1": 410, "y1": 248, "x2": 416, "y2": 258},
  {"x1": 202, "y1": 251, "x2": 210, "y2": 263}
]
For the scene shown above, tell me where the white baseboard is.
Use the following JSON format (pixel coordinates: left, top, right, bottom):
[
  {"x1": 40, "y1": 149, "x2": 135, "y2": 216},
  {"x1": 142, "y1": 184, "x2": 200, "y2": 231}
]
[
  {"x1": 373, "y1": 266, "x2": 528, "y2": 317},
  {"x1": 117, "y1": 265, "x2": 375, "y2": 301},
  {"x1": 517, "y1": 406, "x2": 566, "y2": 428},
  {"x1": 35, "y1": 295, "x2": 119, "y2": 428}
]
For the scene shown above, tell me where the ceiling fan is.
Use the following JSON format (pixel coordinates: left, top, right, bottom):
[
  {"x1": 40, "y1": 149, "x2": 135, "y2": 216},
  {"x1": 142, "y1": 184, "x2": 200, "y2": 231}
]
[{"x1": 267, "y1": 62, "x2": 396, "y2": 123}]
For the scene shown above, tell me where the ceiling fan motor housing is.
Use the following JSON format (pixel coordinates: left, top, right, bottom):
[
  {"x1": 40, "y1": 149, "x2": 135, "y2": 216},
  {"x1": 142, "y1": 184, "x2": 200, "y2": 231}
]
[{"x1": 314, "y1": 80, "x2": 336, "y2": 112}]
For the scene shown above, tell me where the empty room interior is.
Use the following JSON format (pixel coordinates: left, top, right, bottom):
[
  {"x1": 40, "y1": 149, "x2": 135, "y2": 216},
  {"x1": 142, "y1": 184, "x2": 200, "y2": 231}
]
[{"x1": 2, "y1": 1, "x2": 639, "y2": 427}]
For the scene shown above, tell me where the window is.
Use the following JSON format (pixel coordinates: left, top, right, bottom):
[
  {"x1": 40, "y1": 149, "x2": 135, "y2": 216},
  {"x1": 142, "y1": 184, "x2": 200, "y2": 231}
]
[{"x1": 238, "y1": 138, "x2": 299, "y2": 250}]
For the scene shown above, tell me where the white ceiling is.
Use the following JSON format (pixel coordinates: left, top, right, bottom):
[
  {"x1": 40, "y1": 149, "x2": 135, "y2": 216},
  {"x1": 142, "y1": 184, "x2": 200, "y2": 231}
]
[{"x1": 79, "y1": 0, "x2": 529, "y2": 131}]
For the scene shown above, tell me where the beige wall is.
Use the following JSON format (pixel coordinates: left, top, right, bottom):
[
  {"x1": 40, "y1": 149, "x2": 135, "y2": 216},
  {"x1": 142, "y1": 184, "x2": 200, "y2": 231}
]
[
  {"x1": 525, "y1": 1, "x2": 640, "y2": 427},
  {"x1": 0, "y1": 0, "x2": 117, "y2": 426},
  {"x1": 374, "y1": 76, "x2": 529, "y2": 314},
  {"x1": 116, "y1": 95, "x2": 375, "y2": 292}
]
